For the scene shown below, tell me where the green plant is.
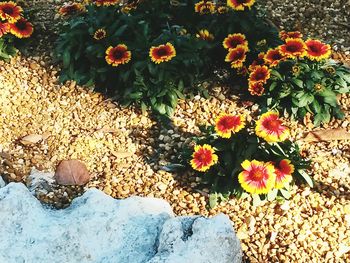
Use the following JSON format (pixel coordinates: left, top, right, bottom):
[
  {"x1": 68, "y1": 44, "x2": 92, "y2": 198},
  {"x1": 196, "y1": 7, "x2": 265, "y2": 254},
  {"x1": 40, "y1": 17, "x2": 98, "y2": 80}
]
[
  {"x1": 55, "y1": 0, "x2": 280, "y2": 115},
  {"x1": 0, "y1": 1, "x2": 34, "y2": 60},
  {"x1": 246, "y1": 34, "x2": 350, "y2": 126},
  {"x1": 171, "y1": 111, "x2": 311, "y2": 207}
]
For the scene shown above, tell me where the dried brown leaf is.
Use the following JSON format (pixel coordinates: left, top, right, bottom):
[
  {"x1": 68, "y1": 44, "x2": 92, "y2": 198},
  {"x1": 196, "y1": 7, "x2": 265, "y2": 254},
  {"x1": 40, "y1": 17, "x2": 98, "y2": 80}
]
[{"x1": 302, "y1": 128, "x2": 350, "y2": 142}]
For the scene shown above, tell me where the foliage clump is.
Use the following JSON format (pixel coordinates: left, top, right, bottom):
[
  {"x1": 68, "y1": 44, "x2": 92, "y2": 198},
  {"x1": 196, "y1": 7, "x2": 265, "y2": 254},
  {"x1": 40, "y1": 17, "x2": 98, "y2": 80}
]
[{"x1": 0, "y1": 1, "x2": 34, "y2": 60}]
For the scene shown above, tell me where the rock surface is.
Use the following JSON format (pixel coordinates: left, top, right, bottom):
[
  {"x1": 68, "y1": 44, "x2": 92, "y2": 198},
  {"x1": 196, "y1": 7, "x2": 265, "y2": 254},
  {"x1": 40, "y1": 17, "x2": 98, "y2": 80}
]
[{"x1": 0, "y1": 183, "x2": 242, "y2": 263}]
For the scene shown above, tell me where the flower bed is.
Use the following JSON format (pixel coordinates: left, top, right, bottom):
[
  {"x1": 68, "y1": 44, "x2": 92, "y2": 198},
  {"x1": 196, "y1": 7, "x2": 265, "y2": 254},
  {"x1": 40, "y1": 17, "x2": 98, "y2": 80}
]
[
  {"x1": 0, "y1": 1, "x2": 33, "y2": 60},
  {"x1": 175, "y1": 111, "x2": 312, "y2": 206}
]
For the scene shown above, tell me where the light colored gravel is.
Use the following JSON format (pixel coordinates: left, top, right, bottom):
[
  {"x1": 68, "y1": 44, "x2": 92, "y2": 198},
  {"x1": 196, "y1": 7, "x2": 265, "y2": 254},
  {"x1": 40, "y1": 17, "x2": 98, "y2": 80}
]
[
  {"x1": 259, "y1": 0, "x2": 350, "y2": 52},
  {"x1": 1, "y1": 56, "x2": 350, "y2": 262},
  {"x1": 0, "y1": 0, "x2": 350, "y2": 262}
]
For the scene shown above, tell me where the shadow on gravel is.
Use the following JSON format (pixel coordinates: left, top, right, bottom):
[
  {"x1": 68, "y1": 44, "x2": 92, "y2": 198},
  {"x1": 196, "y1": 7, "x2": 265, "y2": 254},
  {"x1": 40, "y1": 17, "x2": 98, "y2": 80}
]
[{"x1": 314, "y1": 181, "x2": 350, "y2": 201}]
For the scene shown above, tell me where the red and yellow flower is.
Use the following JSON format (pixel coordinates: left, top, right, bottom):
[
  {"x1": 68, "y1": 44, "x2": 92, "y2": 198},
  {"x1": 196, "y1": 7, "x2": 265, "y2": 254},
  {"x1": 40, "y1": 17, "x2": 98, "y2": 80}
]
[
  {"x1": 0, "y1": 1, "x2": 22, "y2": 23},
  {"x1": 238, "y1": 160, "x2": 276, "y2": 194},
  {"x1": 196, "y1": 29, "x2": 214, "y2": 41},
  {"x1": 93, "y1": 28, "x2": 106, "y2": 40},
  {"x1": 255, "y1": 112, "x2": 290, "y2": 143},
  {"x1": 194, "y1": 1, "x2": 216, "y2": 14},
  {"x1": 190, "y1": 144, "x2": 218, "y2": 172},
  {"x1": 149, "y1": 42, "x2": 176, "y2": 64},
  {"x1": 264, "y1": 48, "x2": 286, "y2": 67},
  {"x1": 248, "y1": 81, "x2": 265, "y2": 96},
  {"x1": 279, "y1": 38, "x2": 306, "y2": 59},
  {"x1": 249, "y1": 65, "x2": 270, "y2": 84},
  {"x1": 58, "y1": 3, "x2": 84, "y2": 16},
  {"x1": 92, "y1": 0, "x2": 120, "y2": 6},
  {"x1": 0, "y1": 21, "x2": 10, "y2": 37},
  {"x1": 227, "y1": 0, "x2": 255, "y2": 11},
  {"x1": 248, "y1": 52, "x2": 265, "y2": 71},
  {"x1": 225, "y1": 45, "x2": 248, "y2": 68},
  {"x1": 9, "y1": 18, "x2": 33, "y2": 38},
  {"x1": 223, "y1": 33, "x2": 248, "y2": 50},
  {"x1": 274, "y1": 159, "x2": 294, "y2": 189},
  {"x1": 279, "y1": 30, "x2": 303, "y2": 41},
  {"x1": 215, "y1": 114, "x2": 245, "y2": 138},
  {"x1": 217, "y1": 5, "x2": 230, "y2": 14},
  {"x1": 305, "y1": 39, "x2": 331, "y2": 61},
  {"x1": 105, "y1": 44, "x2": 131, "y2": 67}
]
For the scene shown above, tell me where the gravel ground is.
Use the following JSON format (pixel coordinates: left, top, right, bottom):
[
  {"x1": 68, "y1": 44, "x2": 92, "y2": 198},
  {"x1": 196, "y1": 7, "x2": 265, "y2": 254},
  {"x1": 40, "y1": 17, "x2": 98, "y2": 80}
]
[
  {"x1": 0, "y1": 0, "x2": 350, "y2": 262},
  {"x1": 259, "y1": 0, "x2": 350, "y2": 53}
]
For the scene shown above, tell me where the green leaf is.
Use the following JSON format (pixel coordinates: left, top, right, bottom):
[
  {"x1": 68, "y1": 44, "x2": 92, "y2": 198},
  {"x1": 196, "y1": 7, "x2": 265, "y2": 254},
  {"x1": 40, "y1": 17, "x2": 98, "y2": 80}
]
[
  {"x1": 252, "y1": 194, "x2": 262, "y2": 206},
  {"x1": 267, "y1": 189, "x2": 278, "y2": 201},
  {"x1": 292, "y1": 78, "x2": 303, "y2": 89},
  {"x1": 209, "y1": 192, "x2": 218, "y2": 208},
  {"x1": 112, "y1": 24, "x2": 128, "y2": 38},
  {"x1": 280, "y1": 189, "x2": 291, "y2": 199},
  {"x1": 269, "y1": 82, "x2": 277, "y2": 92},
  {"x1": 310, "y1": 100, "x2": 321, "y2": 114},
  {"x1": 62, "y1": 50, "x2": 71, "y2": 68},
  {"x1": 298, "y1": 169, "x2": 314, "y2": 187}
]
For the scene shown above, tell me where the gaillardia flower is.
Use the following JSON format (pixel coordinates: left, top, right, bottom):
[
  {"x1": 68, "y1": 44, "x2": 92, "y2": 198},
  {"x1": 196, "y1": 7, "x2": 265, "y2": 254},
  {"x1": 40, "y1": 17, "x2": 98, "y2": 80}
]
[
  {"x1": 217, "y1": 5, "x2": 230, "y2": 14},
  {"x1": 264, "y1": 48, "x2": 285, "y2": 67},
  {"x1": 305, "y1": 39, "x2": 331, "y2": 61},
  {"x1": 274, "y1": 159, "x2": 294, "y2": 189},
  {"x1": 215, "y1": 114, "x2": 245, "y2": 138},
  {"x1": 279, "y1": 30, "x2": 303, "y2": 41},
  {"x1": 105, "y1": 44, "x2": 131, "y2": 67},
  {"x1": 238, "y1": 160, "x2": 276, "y2": 194},
  {"x1": 58, "y1": 3, "x2": 84, "y2": 16},
  {"x1": 190, "y1": 144, "x2": 218, "y2": 172},
  {"x1": 194, "y1": 1, "x2": 216, "y2": 14},
  {"x1": 249, "y1": 65, "x2": 270, "y2": 84},
  {"x1": 149, "y1": 42, "x2": 176, "y2": 64},
  {"x1": 196, "y1": 29, "x2": 214, "y2": 41},
  {"x1": 279, "y1": 38, "x2": 306, "y2": 58},
  {"x1": 93, "y1": 0, "x2": 120, "y2": 6},
  {"x1": 255, "y1": 112, "x2": 290, "y2": 143},
  {"x1": 248, "y1": 81, "x2": 265, "y2": 96},
  {"x1": 9, "y1": 18, "x2": 33, "y2": 38},
  {"x1": 0, "y1": 21, "x2": 10, "y2": 37},
  {"x1": 249, "y1": 52, "x2": 265, "y2": 71},
  {"x1": 223, "y1": 33, "x2": 248, "y2": 50},
  {"x1": 0, "y1": 1, "x2": 22, "y2": 22},
  {"x1": 93, "y1": 28, "x2": 106, "y2": 40},
  {"x1": 225, "y1": 45, "x2": 248, "y2": 68},
  {"x1": 227, "y1": 0, "x2": 255, "y2": 11}
]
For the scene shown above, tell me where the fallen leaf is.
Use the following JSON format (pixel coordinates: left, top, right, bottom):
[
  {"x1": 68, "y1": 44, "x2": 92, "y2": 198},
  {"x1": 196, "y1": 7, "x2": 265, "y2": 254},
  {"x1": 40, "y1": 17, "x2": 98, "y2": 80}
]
[
  {"x1": 54, "y1": 160, "x2": 90, "y2": 186},
  {"x1": 20, "y1": 134, "x2": 43, "y2": 145},
  {"x1": 110, "y1": 151, "x2": 134, "y2": 159},
  {"x1": 301, "y1": 128, "x2": 350, "y2": 142}
]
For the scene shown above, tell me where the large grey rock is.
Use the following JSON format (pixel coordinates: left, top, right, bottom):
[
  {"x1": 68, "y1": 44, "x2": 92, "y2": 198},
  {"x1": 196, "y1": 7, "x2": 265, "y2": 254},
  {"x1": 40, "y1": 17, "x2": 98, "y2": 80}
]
[{"x1": 0, "y1": 183, "x2": 242, "y2": 263}]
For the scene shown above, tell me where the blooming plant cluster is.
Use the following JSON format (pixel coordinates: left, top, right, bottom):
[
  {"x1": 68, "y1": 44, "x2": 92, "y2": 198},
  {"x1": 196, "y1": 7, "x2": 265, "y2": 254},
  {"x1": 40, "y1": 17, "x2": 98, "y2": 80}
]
[
  {"x1": 177, "y1": 111, "x2": 311, "y2": 207},
  {"x1": 0, "y1": 1, "x2": 33, "y2": 60},
  {"x1": 55, "y1": 0, "x2": 280, "y2": 115},
  {"x1": 246, "y1": 31, "x2": 350, "y2": 126}
]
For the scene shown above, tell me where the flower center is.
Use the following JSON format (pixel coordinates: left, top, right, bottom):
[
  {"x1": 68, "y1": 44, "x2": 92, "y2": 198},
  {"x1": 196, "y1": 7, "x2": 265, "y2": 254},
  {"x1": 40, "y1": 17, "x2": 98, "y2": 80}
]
[
  {"x1": 251, "y1": 169, "x2": 264, "y2": 180},
  {"x1": 113, "y1": 49, "x2": 125, "y2": 60},
  {"x1": 156, "y1": 48, "x2": 168, "y2": 57},
  {"x1": 255, "y1": 71, "x2": 265, "y2": 80},
  {"x1": 3, "y1": 6, "x2": 14, "y2": 15},
  {"x1": 196, "y1": 151, "x2": 211, "y2": 164},
  {"x1": 230, "y1": 39, "x2": 241, "y2": 48},
  {"x1": 286, "y1": 44, "x2": 300, "y2": 52},
  {"x1": 309, "y1": 45, "x2": 320, "y2": 53},
  {"x1": 16, "y1": 21, "x2": 27, "y2": 30},
  {"x1": 237, "y1": 0, "x2": 249, "y2": 4},
  {"x1": 266, "y1": 119, "x2": 281, "y2": 130}
]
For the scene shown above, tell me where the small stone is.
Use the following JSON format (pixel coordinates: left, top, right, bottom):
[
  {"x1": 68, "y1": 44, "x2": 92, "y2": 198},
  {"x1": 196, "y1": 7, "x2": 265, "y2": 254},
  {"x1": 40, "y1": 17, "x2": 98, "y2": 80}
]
[{"x1": 54, "y1": 160, "x2": 90, "y2": 186}]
